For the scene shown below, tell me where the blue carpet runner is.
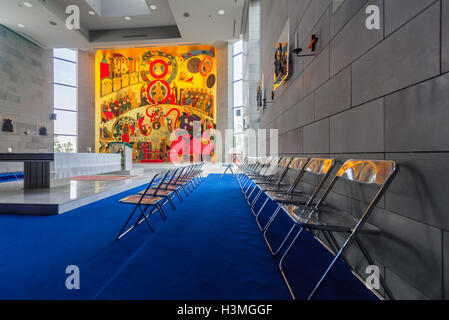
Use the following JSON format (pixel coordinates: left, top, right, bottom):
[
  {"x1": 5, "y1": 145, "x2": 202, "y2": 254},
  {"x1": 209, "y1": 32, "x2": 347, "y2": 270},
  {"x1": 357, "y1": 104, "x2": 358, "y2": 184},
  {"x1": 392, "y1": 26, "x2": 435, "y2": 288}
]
[{"x1": 0, "y1": 174, "x2": 375, "y2": 300}]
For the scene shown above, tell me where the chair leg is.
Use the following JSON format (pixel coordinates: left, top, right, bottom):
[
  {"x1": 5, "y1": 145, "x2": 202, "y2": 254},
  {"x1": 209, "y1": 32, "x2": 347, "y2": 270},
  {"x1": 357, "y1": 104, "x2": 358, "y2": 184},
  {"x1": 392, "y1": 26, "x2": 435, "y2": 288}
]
[
  {"x1": 354, "y1": 235, "x2": 394, "y2": 300},
  {"x1": 255, "y1": 198, "x2": 270, "y2": 227},
  {"x1": 262, "y1": 203, "x2": 282, "y2": 232},
  {"x1": 250, "y1": 190, "x2": 263, "y2": 208},
  {"x1": 182, "y1": 185, "x2": 189, "y2": 197},
  {"x1": 167, "y1": 195, "x2": 176, "y2": 210},
  {"x1": 263, "y1": 206, "x2": 296, "y2": 256},
  {"x1": 116, "y1": 205, "x2": 139, "y2": 240},
  {"x1": 156, "y1": 203, "x2": 167, "y2": 220},
  {"x1": 246, "y1": 184, "x2": 258, "y2": 201},
  {"x1": 175, "y1": 190, "x2": 183, "y2": 203},
  {"x1": 278, "y1": 227, "x2": 305, "y2": 300}
]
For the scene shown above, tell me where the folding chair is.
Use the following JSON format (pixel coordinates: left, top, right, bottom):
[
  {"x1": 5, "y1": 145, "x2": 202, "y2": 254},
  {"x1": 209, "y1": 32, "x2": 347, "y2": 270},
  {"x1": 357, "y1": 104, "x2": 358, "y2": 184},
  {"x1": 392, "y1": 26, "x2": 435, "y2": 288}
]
[
  {"x1": 242, "y1": 157, "x2": 279, "y2": 200},
  {"x1": 154, "y1": 167, "x2": 189, "y2": 203},
  {"x1": 159, "y1": 165, "x2": 196, "y2": 195},
  {"x1": 138, "y1": 170, "x2": 179, "y2": 210},
  {"x1": 250, "y1": 157, "x2": 308, "y2": 218},
  {"x1": 244, "y1": 157, "x2": 287, "y2": 201},
  {"x1": 278, "y1": 160, "x2": 398, "y2": 300},
  {"x1": 116, "y1": 173, "x2": 167, "y2": 240},
  {"x1": 236, "y1": 157, "x2": 263, "y2": 188},
  {"x1": 247, "y1": 157, "x2": 294, "y2": 214},
  {"x1": 238, "y1": 157, "x2": 270, "y2": 191},
  {"x1": 262, "y1": 158, "x2": 335, "y2": 255}
]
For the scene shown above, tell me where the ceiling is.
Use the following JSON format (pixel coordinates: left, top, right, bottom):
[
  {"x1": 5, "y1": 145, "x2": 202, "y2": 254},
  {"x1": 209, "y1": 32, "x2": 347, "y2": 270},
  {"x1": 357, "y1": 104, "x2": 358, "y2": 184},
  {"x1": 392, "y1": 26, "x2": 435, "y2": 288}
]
[{"x1": 0, "y1": 0, "x2": 247, "y2": 50}]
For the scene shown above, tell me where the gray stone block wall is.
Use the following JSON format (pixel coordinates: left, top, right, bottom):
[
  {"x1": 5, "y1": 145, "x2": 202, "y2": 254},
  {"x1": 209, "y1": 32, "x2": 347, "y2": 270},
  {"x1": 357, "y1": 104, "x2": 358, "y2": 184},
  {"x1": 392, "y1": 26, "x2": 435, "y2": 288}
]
[
  {"x1": 77, "y1": 50, "x2": 95, "y2": 153},
  {"x1": 259, "y1": 0, "x2": 448, "y2": 299},
  {"x1": 0, "y1": 25, "x2": 53, "y2": 153}
]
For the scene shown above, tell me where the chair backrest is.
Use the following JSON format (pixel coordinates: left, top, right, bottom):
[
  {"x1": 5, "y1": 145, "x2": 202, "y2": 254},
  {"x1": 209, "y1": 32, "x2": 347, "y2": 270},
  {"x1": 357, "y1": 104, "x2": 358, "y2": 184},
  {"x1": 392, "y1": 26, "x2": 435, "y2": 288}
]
[
  {"x1": 304, "y1": 158, "x2": 334, "y2": 175},
  {"x1": 289, "y1": 158, "x2": 335, "y2": 207},
  {"x1": 336, "y1": 160, "x2": 396, "y2": 185},
  {"x1": 289, "y1": 157, "x2": 309, "y2": 170},
  {"x1": 164, "y1": 168, "x2": 179, "y2": 186},
  {"x1": 153, "y1": 171, "x2": 171, "y2": 191},
  {"x1": 263, "y1": 157, "x2": 281, "y2": 177},
  {"x1": 140, "y1": 173, "x2": 161, "y2": 200},
  {"x1": 256, "y1": 157, "x2": 272, "y2": 176},
  {"x1": 288, "y1": 158, "x2": 334, "y2": 192},
  {"x1": 272, "y1": 157, "x2": 293, "y2": 185},
  {"x1": 315, "y1": 159, "x2": 397, "y2": 210}
]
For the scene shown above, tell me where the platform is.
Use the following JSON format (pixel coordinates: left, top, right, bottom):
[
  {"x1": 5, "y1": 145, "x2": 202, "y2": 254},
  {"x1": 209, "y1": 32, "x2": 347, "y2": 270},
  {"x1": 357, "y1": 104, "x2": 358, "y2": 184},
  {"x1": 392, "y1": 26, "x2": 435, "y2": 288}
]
[{"x1": 0, "y1": 169, "x2": 158, "y2": 215}]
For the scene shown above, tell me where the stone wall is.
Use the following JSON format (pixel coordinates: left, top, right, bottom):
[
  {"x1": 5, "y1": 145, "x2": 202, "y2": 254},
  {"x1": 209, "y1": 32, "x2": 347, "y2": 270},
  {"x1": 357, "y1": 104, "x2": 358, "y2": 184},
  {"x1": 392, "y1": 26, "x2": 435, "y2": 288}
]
[
  {"x1": 215, "y1": 42, "x2": 233, "y2": 163},
  {"x1": 0, "y1": 25, "x2": 53, "y2": 153},
  {"x1": 77, "y1": 50, "x2": 95, "y2": 153},
  {"x1": 259, "y1": 0, "x2": 448, "y2": 299}
]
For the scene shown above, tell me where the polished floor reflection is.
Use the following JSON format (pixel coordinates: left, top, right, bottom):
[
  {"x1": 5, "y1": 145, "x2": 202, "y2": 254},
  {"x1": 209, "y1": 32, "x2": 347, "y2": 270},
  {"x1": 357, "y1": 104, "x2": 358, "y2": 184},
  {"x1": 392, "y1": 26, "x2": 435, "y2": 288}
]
[{"x1": 0, "y1": 163, "x2": 228, "y2": 215}]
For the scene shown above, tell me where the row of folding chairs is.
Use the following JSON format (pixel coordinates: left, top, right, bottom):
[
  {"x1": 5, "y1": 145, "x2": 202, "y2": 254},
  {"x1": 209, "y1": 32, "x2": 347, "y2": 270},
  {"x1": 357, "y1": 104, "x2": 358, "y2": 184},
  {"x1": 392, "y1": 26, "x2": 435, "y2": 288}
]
[
  {"x1": 116, "y1": 163, "x2": 205, "y2": 240},
  {"x1": 236, "y1": 156, "x2": 398, "y2": 300}
]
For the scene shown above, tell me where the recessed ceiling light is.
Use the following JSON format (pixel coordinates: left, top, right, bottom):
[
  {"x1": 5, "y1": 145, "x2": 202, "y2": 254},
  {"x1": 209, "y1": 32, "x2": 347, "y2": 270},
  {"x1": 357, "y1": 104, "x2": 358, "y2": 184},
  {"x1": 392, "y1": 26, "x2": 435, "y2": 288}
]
[
  {"x1": 49, "y1": 21, "x2": 57, "y2": 26},
  {"x1": 149, "y1": 4, "x2": 157, "y2": 10},
  {"x1": 218, "y1": 9, "x2": 225, "y2": 15},
  {"x1": 183, "y1": 12, "x2": 190, "y2": 18},
  {"x1": 88, "y1": 10, "x2": 95, "y2": 16},
  {"x1": 23, "y1": 2, "x2": 33, "y2": 8},
  {"x1": 124, "y1": 16, "x2": 132, "y2": 21},
  {"x1": 18, "y1": 23, "x2": 25, "y2": 28}
]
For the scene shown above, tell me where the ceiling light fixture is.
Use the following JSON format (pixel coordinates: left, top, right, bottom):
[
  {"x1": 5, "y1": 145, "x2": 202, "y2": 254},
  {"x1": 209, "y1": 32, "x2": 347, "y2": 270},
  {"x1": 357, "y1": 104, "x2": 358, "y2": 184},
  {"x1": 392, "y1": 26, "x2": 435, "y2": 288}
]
[
  {"x1": 149, "y1": 4, "x2": 157, "y2": 10},
  {"x1": 88, "y1": 10, "x2": 95, "y2": 16},
  {"x1": 124, "y1": 16, "x2": 132, "y2": 21},
  {"x1": 218, "y1": 9, "x2": 225, "y2": 15},
  {"x1": 183, "y1": 12, "x2": 190, "y2": 18},
  {"x1": 18, "y1": 23, "x2": 25, "y2": 28},
  {"x1": 49, "y1": 21, "x2": 57, "y2": 26},
  {"x1": 23, "y1": 2, "x2": 33, "y2": 8}
]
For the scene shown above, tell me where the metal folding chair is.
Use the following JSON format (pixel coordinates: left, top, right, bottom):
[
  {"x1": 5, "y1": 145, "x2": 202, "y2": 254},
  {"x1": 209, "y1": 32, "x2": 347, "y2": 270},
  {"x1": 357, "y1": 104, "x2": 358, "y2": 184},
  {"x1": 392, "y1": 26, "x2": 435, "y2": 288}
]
[
  {"x1": 137, "y1": 170, "x2": 180, "y2": 210},
  {"x1": 243, "y1": 158, "x2": 280, "y2": 201},
  {"x1": 116, "y1": 173, "x2": 167, "y2": 240},
  {"x1": 262, "y1": 158, "x2": 335, "y2": 254},
  {"x1": 248, "y1": 157, "x2": 294, "y2": 214},
  {"x1": 278, "y1": 160, "x2": 398, "y2": 300},
  {"x1": 236, "y1": 157, "x2": 263, "y2": 188},
  {"x1": 250, "y1": 157, "x2": 309, "y2": 219},
  {"x1": 238, "y1": 157, "x2": 270, "y2": 191}
]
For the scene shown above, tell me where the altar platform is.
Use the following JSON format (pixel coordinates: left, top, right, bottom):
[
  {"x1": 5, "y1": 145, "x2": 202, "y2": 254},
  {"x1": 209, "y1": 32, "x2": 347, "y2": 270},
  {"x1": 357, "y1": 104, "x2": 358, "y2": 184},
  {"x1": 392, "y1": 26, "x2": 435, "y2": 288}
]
[
  {"x1": 0, "y1": 169, "x2": 157, "y2": 215},
  {"x1": 0, "y1": 162, "x2": 226, "y2": 215}
]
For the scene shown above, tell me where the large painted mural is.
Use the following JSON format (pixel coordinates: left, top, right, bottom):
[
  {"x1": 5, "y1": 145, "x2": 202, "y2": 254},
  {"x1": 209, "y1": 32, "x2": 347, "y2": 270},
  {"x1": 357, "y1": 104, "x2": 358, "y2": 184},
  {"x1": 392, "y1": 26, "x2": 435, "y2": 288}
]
[{"x1": 95, "y1": 45, "x2": 217, "y2": 162}]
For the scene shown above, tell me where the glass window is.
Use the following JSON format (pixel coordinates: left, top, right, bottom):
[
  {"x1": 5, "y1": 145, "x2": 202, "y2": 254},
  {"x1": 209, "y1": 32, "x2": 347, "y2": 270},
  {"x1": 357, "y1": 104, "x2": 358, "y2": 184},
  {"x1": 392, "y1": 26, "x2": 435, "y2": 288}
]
[
  {"x1": 54, "y1": 135, "x2": 77, "y2": 153},
  {"x1": 54, "y1": 84, "x2": 77, "y2": 111},
  {"x1": 233, "y1": 40, "x2": 243, "y2": 55},
  {"x1": 54, "y1": 48, "x2": 77, "y2": 62},
  {"x1": 54, "y1": 59, "x2": 77, "y2": 86},
  {"x1": 53, "y1": 49, "x2": 77, "y2": 153},
  {"x1": 54, "y1": 110, "x2": 77, "y2": 136},
  {"x1": 233, "y1": 53, "x2": 243, "y2": 81},
  {"x1": 233, "y1": 80, "x2": 243, "y2": 108}
]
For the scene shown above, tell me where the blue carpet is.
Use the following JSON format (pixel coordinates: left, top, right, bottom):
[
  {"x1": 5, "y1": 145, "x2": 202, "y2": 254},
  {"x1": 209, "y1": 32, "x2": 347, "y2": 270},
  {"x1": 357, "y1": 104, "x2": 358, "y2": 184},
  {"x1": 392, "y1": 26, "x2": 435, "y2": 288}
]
[
  {"x1": 0, "y1": 172, "x2": 23, "y2": 183},
  {"x1": 0, "y1": 174, "x2": 376, "y2": 300}
]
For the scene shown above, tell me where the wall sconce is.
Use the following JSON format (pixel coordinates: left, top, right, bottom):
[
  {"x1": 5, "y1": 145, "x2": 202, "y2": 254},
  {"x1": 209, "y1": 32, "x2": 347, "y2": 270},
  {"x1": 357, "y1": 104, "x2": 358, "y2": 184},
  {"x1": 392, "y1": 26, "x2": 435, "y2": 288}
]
[
  {"x1": 292, "y1": 47, "x2": 316, "y2": 57},
  {"x1": 293, "y1": 33, "x2": 318, "y2": 57}
]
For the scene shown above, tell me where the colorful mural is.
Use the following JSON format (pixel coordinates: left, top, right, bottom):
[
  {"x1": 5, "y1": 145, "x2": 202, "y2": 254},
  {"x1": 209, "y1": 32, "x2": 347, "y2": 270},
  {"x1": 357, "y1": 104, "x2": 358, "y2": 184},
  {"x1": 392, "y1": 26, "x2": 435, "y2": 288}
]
[{"x1": 95, "y1": 45, "x2": 217, "y2": 162}]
